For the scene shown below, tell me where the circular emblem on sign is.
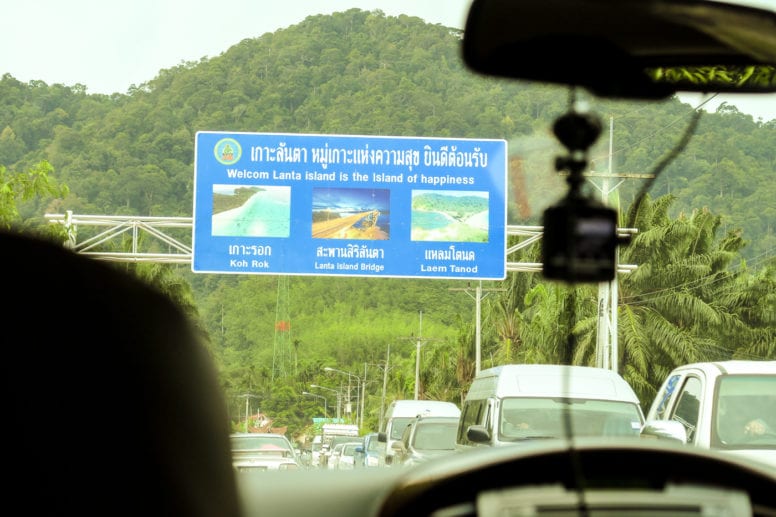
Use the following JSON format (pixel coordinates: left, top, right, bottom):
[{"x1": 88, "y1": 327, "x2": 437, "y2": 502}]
[{"x1": 214, "y1": 138, "x2": 242, "y2": 165}]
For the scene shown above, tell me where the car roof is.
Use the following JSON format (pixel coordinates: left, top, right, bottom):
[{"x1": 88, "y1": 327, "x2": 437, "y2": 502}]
[
  {"x1": 231, "y1": 432, "x2": 289, "y2": 439},
  {"x1": 412, "y1": 416, "x2": 460, "y2": 423},
  {"x1": 333, "y1": 441, "x2": 359, "y2": 451},
  {"x1": 468, "y1": 364, "x2": 641, "y2": 403},
  {"x1": 386, "y1": 399, "x2": 461, "y2": 417},
  {"x1": 670, "y1": 360, "x2": 776, "y2": 376}
]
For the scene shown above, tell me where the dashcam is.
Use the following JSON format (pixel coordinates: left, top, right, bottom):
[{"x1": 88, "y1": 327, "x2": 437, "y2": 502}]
[{"x1": 541, "y1": 197, "x2": 618, "y2": 283}]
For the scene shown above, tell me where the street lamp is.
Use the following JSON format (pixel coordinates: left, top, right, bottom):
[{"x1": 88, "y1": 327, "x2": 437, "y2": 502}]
[
  {"x1": 310, "y1": 384, "x2": 341, "y2": 420},
  {"x1": 302, "y1": 391, "x2": 328, "y2": 418},
  {"x1": 324, "y1": 366, "x2": 363, "y2": 428}
]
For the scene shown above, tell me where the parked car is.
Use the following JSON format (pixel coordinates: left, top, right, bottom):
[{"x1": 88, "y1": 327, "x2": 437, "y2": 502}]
[
  {"x1": 322, "y1": 434, "x2": 364, "y2": 469},
  {"x1": 328, "y1": 440, "x2": 364, "y2": 470},
  {"x1": 391, "y1": 415, "x2": 459, "y2": 468},
  {"x1": 641, "y1": 360, "x2": 776, "y2": 469},
  {"x1": 359, "y1": 432, "x2": 386, "y2": 468},
  {"x1": 230, "y1": 433, "x2": 301, "y2": 472},
  {"x1": 335, "y1": 441, "x2": 364, "y2": 470}
]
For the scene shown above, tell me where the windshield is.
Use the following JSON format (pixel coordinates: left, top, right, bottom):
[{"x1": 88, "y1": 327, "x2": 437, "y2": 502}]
[
  {"x1": 412, "y1": 421, "x2": 459, "y2": 450},
  {"x1": 342, "y1": 443, "x2": 360, "y2": 456},
  {"x1": 713, "y1": 376, "x2": 776, "y2": 448},
  {"x1": 367, "y1": 436, "x2": 384, "y2": 452},
  {"x1": 500, "y1": 397, "x2": 643, "y2": 440},
  {"x1": 6, "y1": 1, "x2": 776, "y2": 514},
  {"x1": 231, "y1": 435, "x2": 294, "y2": 452},
  {"x1": 390, "y1": 418, "x2": 416, "y2": 440},
  {"x1": 328, "y1": 435, "x2": 363, "y2": 449}
]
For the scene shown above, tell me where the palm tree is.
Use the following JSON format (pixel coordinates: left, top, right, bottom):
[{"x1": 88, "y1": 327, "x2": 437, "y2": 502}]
[
  {"x1": 528, "y1": 282, "x2": 595, "y2": 365},
  {"x1": 485, "y1": 238, "x2": 545, "y2": 365},
  {"x1": 575, "y1": 193, "x2": 761, "y2": 405},
  {"x1": 714, "y1": 256, "x2": 776, "y2": 360}
]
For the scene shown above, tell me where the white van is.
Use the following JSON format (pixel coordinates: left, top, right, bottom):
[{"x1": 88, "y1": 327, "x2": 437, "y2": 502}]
[
  {"x1": 457, "y1": 364, "x2": 644, "y2": 449},
  {"x1": 378, "y1": 399, "x2": 460, "y2": 465}
]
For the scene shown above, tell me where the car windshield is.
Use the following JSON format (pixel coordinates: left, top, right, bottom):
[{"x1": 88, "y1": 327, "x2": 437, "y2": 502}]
[
  {"x1": 367, "y1": 436, "x2": 383, "y2": 453},
  {"x1": 500, "y1": 397, "x2": 643, "y2": 440},
  {"x1": 328, "y1": 436, "x2": 362, "y2": 448},
  {"x1": 714, "y1": 376, "x2": 776, "y2": 448},
  {"x1": 412, "y1": 421, "x2": 459, "y2": 450},
  {"x1": 5, "y1": 0, "x2": 776, "y2": 515},
  {"x1": 389, "y1": 418, "x2": 417, "y2": 440},
  {"x1": 231, "y1": 435, "x2": 293, "y2": 453},
  {"x1": 342, "y1": 443, "x2": 360, "y2": 456}
]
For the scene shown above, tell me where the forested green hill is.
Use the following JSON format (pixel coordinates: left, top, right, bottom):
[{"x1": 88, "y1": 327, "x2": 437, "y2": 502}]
[{"x1": 2, "y1": 8, "x2": 774, "y2": 437}]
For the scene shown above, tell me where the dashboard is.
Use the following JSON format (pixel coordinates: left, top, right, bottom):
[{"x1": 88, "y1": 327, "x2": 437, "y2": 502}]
[{"x1": 236, "y1": 439, "x2": 776, "y2": 517}]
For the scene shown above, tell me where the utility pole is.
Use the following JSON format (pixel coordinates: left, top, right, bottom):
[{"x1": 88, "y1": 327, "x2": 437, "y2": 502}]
[
  {"x1": 380, "y1": 343, "x2": 390, "y2": 431},
  {"x1": 401, "y1": 311, "x2": 440, "y2": 400},
  {"x1": 239, "y1": 393, "x2": 260, "y2": 433},
  {"x1": 449, "y1": 281, "x2": 505, "y2": 374},
  {"x1": 415, "y1": 312, "x2": 422, "y2": 400},
  {"x1": 588, "y1": 115, "x2": 647, "y2": 372},
  {"x1": 361, "y1": 362, "x2": 367, "y2": 430}
]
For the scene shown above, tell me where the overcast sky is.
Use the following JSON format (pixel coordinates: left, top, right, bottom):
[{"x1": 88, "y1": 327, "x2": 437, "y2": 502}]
[{"x1": 1, "y1": 0, "x2": 774, "y2": 121}]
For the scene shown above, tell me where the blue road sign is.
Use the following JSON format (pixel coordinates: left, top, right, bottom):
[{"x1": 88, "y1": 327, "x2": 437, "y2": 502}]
[{"x1": 193, "y1": 132, "x2": 507, "y2": 279}]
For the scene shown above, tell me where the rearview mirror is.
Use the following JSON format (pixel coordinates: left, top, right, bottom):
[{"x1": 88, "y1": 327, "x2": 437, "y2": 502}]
[{"x1": 462, "y1": 0, "x2": 776, "y2": 99}]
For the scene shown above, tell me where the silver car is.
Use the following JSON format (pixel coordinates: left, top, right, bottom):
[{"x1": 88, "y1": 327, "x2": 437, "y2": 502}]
[
  {"x1": 230, "y1": 433, "x2": 301, "y2": 472},
  {"x1": 391, "y1": 416, "x2": 460, "y2": 468},
  {"x1": 334, "y1": 441, "x2": 364, "y2": 470}
]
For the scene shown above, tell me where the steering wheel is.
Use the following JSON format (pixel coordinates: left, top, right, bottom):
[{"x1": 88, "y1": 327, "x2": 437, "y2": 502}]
[{"x1": 744, "y1": 430, "x2": 776, "y2": 444}]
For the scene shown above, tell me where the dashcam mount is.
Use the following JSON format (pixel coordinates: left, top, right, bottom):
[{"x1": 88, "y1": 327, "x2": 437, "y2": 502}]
[{"x1": 542, "y1": 109, "x2": 621, "y2": 283}]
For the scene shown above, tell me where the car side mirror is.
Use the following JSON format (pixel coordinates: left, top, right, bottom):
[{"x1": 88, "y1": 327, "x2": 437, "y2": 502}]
[
  {"x1": 467, "y1": 424, "x2": 491, "y2": 444},
  {"x1": 377, "y1": 432, "x2": 387, "y2": 442},
  {"x1": 641, "y1": 420, "x2": 689, "y2": 443}
]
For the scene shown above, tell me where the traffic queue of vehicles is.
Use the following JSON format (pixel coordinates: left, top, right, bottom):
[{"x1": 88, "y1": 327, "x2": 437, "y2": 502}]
[{"x1": 232, "y1": 361, "x2": 776, "y2": 473}]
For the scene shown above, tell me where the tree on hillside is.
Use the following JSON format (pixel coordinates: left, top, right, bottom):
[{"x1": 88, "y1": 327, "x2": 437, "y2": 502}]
[
  {"x1": 0, "y1": 160, "x2": 68, "y2": 234},
  {"x1": 572, "y1": 193, "x2": 775, "y2": 406}
]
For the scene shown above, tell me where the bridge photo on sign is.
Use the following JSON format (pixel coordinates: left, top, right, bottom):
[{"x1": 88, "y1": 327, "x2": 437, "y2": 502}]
[{"x1": 311, "y1": 188, "x2": 390, "y2": 240}]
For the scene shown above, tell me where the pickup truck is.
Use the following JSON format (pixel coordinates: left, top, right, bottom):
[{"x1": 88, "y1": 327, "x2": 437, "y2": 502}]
[{"x1": 641, "y1": 360, "x2": 776, "y2": 469}]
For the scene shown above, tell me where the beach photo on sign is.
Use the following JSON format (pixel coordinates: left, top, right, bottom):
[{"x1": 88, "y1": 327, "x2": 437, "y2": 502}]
[
  {"x1": 211, "y1": 185, "x2": 291, "y2": 237},
  {"x1": 311, "y1": 188, "x2": 390, "y2": 240},
  {"x1": 410, "y1": 190, "x2": 489, "y2": 242}
]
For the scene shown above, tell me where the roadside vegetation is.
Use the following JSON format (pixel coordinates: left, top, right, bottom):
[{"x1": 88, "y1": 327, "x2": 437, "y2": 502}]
[{"x1": 2, "y1": 9, "x2": 774, "y2": 439}]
